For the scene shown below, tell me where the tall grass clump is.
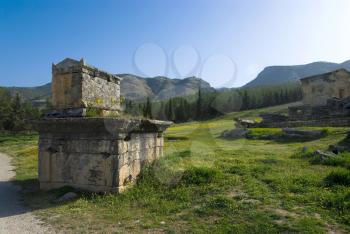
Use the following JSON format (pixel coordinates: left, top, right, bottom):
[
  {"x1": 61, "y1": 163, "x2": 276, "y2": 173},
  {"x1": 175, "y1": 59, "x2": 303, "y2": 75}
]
[
  {"x1": 324, "y1": 169, "x2": 350, "y2": 186},
  {"x1": 180, "y1": 167, "x2": 219, "y2": 185},
  {"x1": 321, "y1": 189, "x2": 350, "y2": 224}
]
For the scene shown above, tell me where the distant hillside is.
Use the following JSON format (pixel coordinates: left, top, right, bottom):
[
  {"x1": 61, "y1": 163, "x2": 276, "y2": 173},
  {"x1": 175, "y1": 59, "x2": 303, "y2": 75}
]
[
  {"x1": 244, "y1": 60, "x2": 350, "y2": 87},
  {"x1": 5, "y1": 83, "x2": 51, "y2": 101},
  {"x1": 2, "y1": 75, "x2": 214, "y2": 102},
  {"x1": 119, "y1": 74, "x2": 214, "y2": 100}
]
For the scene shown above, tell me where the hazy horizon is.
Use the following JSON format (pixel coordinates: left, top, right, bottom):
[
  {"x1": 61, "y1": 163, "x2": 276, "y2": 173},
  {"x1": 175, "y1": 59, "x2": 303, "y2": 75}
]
[{"x1": 1, "y1": 0, "x2": 350, "y2": 88}]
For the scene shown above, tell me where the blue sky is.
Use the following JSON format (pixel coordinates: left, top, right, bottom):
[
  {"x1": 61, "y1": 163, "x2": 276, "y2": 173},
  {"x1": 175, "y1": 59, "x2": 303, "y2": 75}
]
[{"x1": 1, "y1": 0, "x2": 350, "y2": 87}]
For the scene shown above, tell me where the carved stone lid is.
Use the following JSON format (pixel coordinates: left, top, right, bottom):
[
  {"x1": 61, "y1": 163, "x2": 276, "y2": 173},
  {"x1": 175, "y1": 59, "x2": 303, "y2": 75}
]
[{"x1": 33, "y1": 118, "x2": 173, "y2": 138}]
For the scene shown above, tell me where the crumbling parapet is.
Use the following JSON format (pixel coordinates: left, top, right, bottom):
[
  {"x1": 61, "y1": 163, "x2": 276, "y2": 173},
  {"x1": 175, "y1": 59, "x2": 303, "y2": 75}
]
[{"x1": 36, "y1": 58, "x2": 172, "y2": 193}]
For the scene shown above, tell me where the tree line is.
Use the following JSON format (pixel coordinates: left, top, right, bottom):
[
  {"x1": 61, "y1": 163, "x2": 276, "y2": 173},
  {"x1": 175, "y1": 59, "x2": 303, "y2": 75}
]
[
  {"x1": 0, "y1": 83, "x2": 302, "y2": 132},
  {"x1": 0, "y1": 88, "x2": 42, "y2": 132},
  {"x1": 125, "y1": 83, "x2": 303, "y2": 123}
]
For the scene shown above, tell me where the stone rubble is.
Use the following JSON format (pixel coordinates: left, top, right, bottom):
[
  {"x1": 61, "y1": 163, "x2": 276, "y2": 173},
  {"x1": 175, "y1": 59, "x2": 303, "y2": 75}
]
[{"x1": 57, "y1": 192, "x2": 78, "y2": 202}]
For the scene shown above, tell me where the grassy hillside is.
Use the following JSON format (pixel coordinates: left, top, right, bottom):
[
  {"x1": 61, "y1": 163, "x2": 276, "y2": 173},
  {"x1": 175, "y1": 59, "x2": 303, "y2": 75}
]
[{"x1": 0, "y1": 103, "x2": 349, "y2": 233}]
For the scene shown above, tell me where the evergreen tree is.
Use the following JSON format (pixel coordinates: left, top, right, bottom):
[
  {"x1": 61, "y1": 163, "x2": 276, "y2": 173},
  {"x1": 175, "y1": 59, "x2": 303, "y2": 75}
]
[
  {"x1": 0, "y1": 88, "x2": 11, "y2": 131},
  {"x1": 196, "y1": 88, "x2": 202, "y2": 120},
  {"x1": 143, "y1": 97, "x2": 153, "y2": 119},
  {"x1": 241, "y1": 89, "x2": 249, "y2": 110},
  {"x1": 122, "y1": 83, "x2": 302, "y2": 123},
  {"x1": 11, "y1": 94, "x2": 25, "y2": 132},
  {"x1": 166, "y1": 98, "x2": 175, "y2": 121},
  {"x1": 158, "y1": 101, "x2": 166, "y2": 120}
]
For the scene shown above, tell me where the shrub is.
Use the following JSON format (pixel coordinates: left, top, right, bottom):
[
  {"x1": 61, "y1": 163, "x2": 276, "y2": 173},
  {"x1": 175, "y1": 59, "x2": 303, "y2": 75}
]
[
  {"x1": 321, "y1": 189, "x2": 350, "y2": 224},
  {"x1": 181, "y1": 167, "x2": 219, "y2": 185},
  {"x1": 324, "y1": 169, "x2": 350, "y2": 186},
  {"x1": 246, "y1": 128, "x2": 282, "y2": 140},
  {"x1": 322, "y1": 190, "x2": 350, "y2": 212},
  {"x1": 296, "y1": 147, "x2": 316, "y2": 158},
  {"x1": 321, "y1": 128, "x2": 330, "y2": 136},
  {"x1": 311, "y1": 152, "x2": 350, "y2": 169},
  {"x1": 223, "y1": 165, "x2": 247, "y2": 175},
  {"x1": 208, "y1": 196, "x2": 236, "y2": 209},
  {"x1": 195, "y1": 195, "x2": 236, "y2": 216},
  {"x1": 316, "y1": 156, "x2": 347, "y2": 167},
  {"x1": 85, "y1": 107, "x2": 103, "y2": 117}
]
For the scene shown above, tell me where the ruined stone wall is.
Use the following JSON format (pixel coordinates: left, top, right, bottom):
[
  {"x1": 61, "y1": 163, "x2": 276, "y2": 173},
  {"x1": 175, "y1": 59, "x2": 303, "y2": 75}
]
[
  {"x1": 255, "y1": 117, "x2": 350, "y2": 128},
  {"x1": 301, "y1": 69, "x2": 350, "y2": 106}
]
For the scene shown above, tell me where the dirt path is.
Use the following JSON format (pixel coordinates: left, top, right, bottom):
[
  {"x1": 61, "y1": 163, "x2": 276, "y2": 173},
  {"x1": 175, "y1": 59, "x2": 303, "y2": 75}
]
[{"x1": 0, "y1": 153, "x2": 53, "y2": 234}]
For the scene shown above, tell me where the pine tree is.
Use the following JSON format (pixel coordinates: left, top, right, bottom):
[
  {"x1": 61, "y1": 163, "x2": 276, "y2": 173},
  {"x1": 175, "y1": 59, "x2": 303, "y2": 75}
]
[
  {"x1": 10, "y1": 93, "x2": 25, "y2": 132},
  {"x1": 241, "y1": 89, "x2": 249, "y2": 110},
  {"x1": 0, "y1": 88, "x2": 11, "y2": 131},
  {"x1": 168, "y1": 98, "x2": 174, "y2": 121},
  {"x1": 158, "y1": 101, "x2": 166, "y2": 120},
  {"x1": 196, "y1": 87, "x2": 202, "y2": 120},
  {"x1": 144, "y1": 97, "x2": 153, "y2": 119}
]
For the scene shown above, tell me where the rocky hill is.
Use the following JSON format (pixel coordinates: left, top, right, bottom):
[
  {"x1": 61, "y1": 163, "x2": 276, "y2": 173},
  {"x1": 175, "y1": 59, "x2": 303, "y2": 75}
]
[
  {"x1": 244, "y1": 60, "x2": 350, "y2": 87},
  {"x1": 119, "y1": 74, "x2": 213, "y2": 100}
]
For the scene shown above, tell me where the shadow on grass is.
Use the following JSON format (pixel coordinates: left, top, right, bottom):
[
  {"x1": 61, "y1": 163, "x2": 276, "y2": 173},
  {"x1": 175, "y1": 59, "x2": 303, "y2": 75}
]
[
  {"x1": 272, "y1": 135, "x2": 327, "y2": 143},
  {"x1": 219, "y1": 129, "x2": 327, "y2": 144},
  {"x1": 0, "y1": 178, "x2": 78, "y2": 218},
  {"x1": 165, "y1": 136, "x2": 189, "y2": 142},
  {"x1": 245, "y1": 130, "x2": 328, "y2": 144},
  {"x1": 333, "y1": 134, "x2": 350, "y2": 149}
]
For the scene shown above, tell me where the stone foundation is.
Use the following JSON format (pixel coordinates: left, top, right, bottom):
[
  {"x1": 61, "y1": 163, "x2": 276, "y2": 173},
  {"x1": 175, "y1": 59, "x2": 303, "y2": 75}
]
[
  {"x1": 35, "y1": 118, "x2": 172, "y2": 193},
  {"x1": 253, "y1": 117, "x2": 350, "y2": 128}
]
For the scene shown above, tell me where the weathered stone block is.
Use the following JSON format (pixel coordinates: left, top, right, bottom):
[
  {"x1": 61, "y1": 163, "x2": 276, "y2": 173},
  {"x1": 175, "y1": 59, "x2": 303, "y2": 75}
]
[
  {"x1": 35, "y1": 118, "x2": 172, "y2": 193},
  {"x1": 51, "y1": 58, "x2": 121, "y2": 116}
]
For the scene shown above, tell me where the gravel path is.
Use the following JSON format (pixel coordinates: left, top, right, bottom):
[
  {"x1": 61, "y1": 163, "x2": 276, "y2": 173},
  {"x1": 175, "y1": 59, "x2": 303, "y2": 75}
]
[{"x1": 0, "y1": 153, "x2": 53, "y2": 234}]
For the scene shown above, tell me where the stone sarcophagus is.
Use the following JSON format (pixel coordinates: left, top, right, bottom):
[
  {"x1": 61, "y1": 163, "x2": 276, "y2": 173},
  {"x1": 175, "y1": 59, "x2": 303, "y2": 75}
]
[
  {"x1": 50, "y1": 58, "x2": 121, "y2": 117},
  {"x1": 36, "y1": 58, "x2": 172, "y2": 193}
]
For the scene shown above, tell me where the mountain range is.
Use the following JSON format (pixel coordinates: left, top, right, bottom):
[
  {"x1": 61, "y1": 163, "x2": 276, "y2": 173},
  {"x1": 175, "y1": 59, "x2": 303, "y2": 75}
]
[
  {"x1": 119, "y1": 74, "x2": 213, "y2": 100},
  {"x1": 3, "y1": 74, "x2": 214, "y2": 102},
  {"x1": 3, "y1": 59, "x2": 350, "y2": 102},
  {"x1": 244, "y1": 60, "x2": 350, "y2": 87}
]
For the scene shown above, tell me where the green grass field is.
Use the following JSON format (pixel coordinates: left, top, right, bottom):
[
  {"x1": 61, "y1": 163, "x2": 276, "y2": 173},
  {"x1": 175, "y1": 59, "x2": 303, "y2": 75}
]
[{"x1": 1, "y1": 103, "x2": 350, "y2": 233}]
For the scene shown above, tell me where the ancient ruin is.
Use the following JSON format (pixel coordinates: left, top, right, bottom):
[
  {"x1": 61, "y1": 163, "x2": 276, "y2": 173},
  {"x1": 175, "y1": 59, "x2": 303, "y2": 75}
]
[
  {"x1": 35, "y1": 58, "x2": 172, "y2": 193},
  {"x1": 49, "y1": 58, "x2": 121, "y2": 118},
  {"x1": 256, "y1": 69, "x2": 350, "y2": 127},
  {"x1": 301, "y1": 69, "x2": 350, "y2": 106}
]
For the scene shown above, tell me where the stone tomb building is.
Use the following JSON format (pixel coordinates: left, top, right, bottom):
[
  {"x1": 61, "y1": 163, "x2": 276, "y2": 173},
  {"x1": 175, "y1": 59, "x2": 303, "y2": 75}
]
[
  {"x1": 300, "y1": 68, "x2": 350, "y2": 106},
  {"x1": 256, "y1": 69, "x2": 350, "y2": 127},
  {"x1": 36, "y1": 58, "x2": 172, "y2": 193},
  {"x1": 288, "y1": 69, "x2": 350, "y2": 121}
]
